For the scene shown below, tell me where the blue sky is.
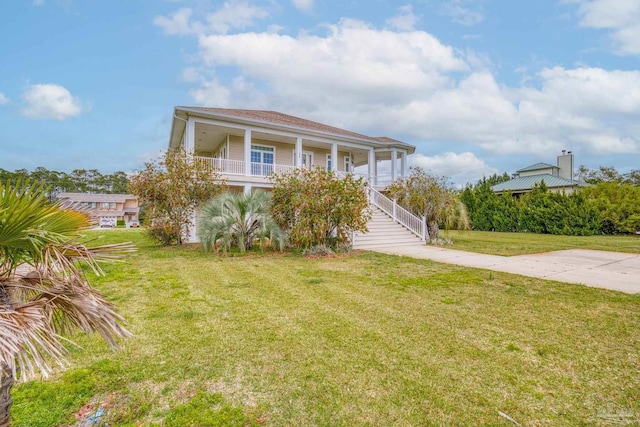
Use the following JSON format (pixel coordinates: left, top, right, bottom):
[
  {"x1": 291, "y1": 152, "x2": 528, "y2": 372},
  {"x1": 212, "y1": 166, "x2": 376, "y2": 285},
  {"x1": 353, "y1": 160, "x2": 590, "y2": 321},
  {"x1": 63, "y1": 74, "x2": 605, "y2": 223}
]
[{"x1": 0, "y1": 0, "x2": 638, "y2": 185}]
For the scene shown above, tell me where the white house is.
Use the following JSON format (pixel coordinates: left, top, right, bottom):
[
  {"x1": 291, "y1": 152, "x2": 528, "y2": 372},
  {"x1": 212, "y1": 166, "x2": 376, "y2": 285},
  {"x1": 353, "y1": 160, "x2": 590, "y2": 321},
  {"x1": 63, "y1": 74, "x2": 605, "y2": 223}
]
[{"x1": 167, "y1": 106, "x2": 427, "y2": 247}]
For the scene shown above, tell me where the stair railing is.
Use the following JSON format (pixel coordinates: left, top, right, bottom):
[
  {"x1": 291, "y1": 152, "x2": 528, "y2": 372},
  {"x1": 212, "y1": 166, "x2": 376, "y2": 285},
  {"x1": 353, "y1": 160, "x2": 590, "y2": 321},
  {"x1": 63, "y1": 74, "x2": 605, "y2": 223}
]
[{"x1": 368, "y1": 186, "x2": 429, "y2": 242}]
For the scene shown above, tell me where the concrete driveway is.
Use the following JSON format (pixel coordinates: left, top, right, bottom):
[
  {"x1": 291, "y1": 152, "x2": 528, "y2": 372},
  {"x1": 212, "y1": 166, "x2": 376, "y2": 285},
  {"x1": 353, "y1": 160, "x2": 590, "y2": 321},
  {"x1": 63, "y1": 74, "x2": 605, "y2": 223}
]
[{"x1": 376, "y1": 245, "x2": 640, "y2": 294}]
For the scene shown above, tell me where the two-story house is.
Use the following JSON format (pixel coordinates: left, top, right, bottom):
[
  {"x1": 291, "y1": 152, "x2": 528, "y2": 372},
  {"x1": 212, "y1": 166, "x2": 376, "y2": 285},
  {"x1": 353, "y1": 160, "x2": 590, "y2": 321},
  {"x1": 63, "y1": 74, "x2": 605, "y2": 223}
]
[
  {"x1": 168, "y1": 107, "x2": 428, "y2": 247},
  {"x1": 57, "y1": 193, "x2": 139, "y2": 226}
]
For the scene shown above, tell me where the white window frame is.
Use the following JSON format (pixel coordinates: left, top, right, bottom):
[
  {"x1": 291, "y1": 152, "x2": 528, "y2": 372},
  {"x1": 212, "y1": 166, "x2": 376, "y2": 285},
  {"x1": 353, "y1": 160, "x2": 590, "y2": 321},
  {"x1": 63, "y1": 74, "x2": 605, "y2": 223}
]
[
  {"x1": 326, "y1": 154, "x2": 332, "y2": 170},
  {"x1": 251, "y1": 143, "x2": 276, "y2": 176},
  {"x1": 344, "y1": 155, "x2": 352, "y2": 173}
]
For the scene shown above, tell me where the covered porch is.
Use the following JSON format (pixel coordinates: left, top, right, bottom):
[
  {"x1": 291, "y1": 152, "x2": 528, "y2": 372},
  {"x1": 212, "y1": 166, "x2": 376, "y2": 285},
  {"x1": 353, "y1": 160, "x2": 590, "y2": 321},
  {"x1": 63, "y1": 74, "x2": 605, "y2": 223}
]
[{"x1": 170, "y1": 107, "x2": 414, "y2": 191}]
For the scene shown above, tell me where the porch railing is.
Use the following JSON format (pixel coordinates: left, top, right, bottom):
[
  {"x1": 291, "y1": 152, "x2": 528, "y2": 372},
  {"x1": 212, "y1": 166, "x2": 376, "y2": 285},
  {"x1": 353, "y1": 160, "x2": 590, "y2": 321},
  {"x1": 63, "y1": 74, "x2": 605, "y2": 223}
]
[
  {"x1": 368, "y1": 186, "x2": 428, "y2": 242},
  {"x1": 194, "y1": 157, "x2": 245, "y2": 175},
  {"x1": 194, "y1": 156, "x2": 393, "y2": 185}
]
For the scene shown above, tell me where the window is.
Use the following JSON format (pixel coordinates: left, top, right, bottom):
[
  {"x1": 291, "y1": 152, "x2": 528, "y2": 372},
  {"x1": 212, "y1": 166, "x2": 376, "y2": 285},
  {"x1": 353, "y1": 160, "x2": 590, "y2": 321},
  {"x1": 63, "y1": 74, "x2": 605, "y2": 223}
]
[
  {"x1": 344, "y1": 156, "x2": 352, "y2": 173},
  {"x1": 101, "y1": 202, "x2": 116, "y2": 210},
  {"x1": 251, "y1": 145, "x2": 275, "y2": 176},
  {"x1": 302, "y1": 151, "x2": 313, "y2": 168},
  {"x1": 326, "y1": 154, "x2": 332, "y2": 171}
]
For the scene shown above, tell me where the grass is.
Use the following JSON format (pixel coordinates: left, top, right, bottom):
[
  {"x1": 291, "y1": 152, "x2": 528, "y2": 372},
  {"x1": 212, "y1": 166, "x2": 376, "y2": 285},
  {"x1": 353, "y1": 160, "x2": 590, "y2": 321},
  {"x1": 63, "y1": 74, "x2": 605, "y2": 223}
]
[
  {"x1": 441, "y1": 229, "x2": 640, "y2": 256},
  {"x1": 11, "y1": 229, "x2": 640, "y2": 426}
]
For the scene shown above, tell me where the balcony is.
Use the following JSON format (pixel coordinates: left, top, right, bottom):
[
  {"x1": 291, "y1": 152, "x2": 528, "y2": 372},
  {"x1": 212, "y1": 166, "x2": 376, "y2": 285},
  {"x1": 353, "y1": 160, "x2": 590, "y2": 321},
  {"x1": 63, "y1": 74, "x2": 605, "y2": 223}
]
[{"x1": 193, "y1": 156, "x2": 395, "y2": 188}]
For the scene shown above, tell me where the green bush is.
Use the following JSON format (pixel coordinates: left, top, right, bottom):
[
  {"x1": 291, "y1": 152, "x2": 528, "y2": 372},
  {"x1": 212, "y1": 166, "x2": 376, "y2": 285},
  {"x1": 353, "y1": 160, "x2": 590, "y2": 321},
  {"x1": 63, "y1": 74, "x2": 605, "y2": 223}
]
[
  {"x1": 462, "y1": 179, "x2": 602, "y2": 235},
  {"x1": 270, "y1": 168, "x2": 369, "y2": 249},
  {"x1": 116, "y1": 219, "x2": 125, "y2": 226}
]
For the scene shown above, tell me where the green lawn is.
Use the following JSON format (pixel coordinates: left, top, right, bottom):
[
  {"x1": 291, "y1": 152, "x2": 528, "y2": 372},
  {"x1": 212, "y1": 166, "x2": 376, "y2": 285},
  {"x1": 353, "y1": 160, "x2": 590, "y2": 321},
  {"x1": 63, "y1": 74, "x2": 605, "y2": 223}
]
[
  {"x1": 12, "y1": 230, "x2": 640, "y2": 426},
  {"x1": 442, "y1": 229, "x2": 640, "y2": 256}
]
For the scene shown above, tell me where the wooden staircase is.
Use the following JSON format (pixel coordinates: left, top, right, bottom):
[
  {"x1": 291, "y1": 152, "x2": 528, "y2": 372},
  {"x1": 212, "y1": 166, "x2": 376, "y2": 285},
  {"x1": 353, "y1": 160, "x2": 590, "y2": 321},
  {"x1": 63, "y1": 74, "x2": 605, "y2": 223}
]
[{"x1": 353, "y1": 206, "x2": 424, "y2": 250}]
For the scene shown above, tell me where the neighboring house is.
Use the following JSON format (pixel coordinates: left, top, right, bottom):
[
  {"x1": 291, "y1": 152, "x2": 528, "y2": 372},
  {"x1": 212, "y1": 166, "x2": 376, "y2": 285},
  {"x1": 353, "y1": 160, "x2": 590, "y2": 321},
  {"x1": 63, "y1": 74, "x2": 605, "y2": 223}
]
[
  {"x1": 57, "y1": 193, "x2": 139, "y2": 226},
  {"x1": 168, "y1": 106, "x2": 416, "y2": 193},
  {"x1": 492, "y1": 151, "x2": 589, "y2": 196}
]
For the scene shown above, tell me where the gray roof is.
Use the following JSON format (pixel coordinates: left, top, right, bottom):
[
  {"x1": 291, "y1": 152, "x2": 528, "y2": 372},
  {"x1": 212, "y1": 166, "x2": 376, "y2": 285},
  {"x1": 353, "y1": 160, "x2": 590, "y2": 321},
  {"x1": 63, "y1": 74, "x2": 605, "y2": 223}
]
[
  {"x1": 57, "y1": 193, "x2": 137, "y2": 203},
  {"x1": 491, "y1": 174, "x2": 589, "y2": 193},
  {"x1": 516, "y1": 162, "x2": 558, "y2": 173}
]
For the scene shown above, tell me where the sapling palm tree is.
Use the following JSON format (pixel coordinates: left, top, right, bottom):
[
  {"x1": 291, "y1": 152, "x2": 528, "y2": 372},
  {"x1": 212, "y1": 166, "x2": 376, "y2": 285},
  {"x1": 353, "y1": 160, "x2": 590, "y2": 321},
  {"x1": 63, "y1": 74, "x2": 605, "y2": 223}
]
[
  {"x1": 198, "y1": 191, "x2": 286, "y2": 254},
  {"x1": 0, "y1": 180, "x2": 134, "y2": 426}
]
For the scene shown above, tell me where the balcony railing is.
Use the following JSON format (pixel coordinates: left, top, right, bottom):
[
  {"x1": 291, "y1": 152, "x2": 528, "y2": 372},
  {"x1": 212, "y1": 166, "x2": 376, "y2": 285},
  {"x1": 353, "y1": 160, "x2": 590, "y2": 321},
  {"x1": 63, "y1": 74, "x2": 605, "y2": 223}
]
[{"x1": 194, "y1": 156, "x2": 398, "y2": 186}]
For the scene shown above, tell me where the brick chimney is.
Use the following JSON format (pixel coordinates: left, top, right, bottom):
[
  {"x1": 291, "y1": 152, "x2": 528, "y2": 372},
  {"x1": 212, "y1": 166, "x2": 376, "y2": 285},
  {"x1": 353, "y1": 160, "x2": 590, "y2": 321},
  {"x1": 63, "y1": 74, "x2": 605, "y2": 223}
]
[{"x1": 557, "y1": 150, "x2": 574, "y2": 180}]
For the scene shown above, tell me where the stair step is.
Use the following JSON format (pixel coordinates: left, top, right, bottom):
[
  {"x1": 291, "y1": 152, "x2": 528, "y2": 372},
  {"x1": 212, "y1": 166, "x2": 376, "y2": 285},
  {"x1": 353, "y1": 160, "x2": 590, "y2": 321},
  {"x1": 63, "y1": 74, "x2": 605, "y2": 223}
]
[{"x1": 355, "y1": 205, "x2": 425, "y2": 250}]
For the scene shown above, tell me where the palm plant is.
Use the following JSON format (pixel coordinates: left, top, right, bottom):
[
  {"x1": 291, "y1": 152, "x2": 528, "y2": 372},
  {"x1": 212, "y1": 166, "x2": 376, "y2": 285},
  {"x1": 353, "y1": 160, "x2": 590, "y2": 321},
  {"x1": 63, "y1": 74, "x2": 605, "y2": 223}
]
[
  {"x1": 198, "y1": 191, "x2": 286, "y2": 254},
  {"x1": 0, "y1": 180, "x2": 134, "y2": 426}
]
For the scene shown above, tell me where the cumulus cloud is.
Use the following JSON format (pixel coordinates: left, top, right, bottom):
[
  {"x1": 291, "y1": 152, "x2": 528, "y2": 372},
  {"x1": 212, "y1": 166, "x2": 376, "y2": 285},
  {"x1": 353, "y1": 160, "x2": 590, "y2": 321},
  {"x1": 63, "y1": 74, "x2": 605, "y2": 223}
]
[
  {"x1": 409, "y1": 152, "x2": 498, "y2": 184},
  {"x1": 0, "y1": 92, "x2": 9, "y2": 105},
  {"x1": 386, "y1": 5, "x2": 419, "y2": 31},
  {"x1": 154, "y1": 8, "x2": 196, "y2": 35},
  {"x1": 21, "y1": 83, "x2": 82, "y2": 120},
  {"x1": 571, "y1": 0, "x2": 640, "y2": 55},
  {"x1": 440, "y1": 0, "x2": 484, "y2": 26},
  {"x1": 154, "y1": 1, "x2": 269, "y2": 36},
  {"x1": 157, "y1": 11, "x2": 639, "y2": 166},
  {"x1": 292, "y1": 0, "x2": 313, "y2": 12}
]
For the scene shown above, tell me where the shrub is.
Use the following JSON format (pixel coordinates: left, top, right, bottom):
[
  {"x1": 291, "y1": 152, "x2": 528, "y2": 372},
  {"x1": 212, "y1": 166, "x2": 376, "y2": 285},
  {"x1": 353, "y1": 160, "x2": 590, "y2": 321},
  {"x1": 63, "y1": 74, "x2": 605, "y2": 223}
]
[
  {"x1": 198, "y1": 191, "x2": 286, "y2": 254},
  {"x1": 270, "y1": 168, "x2": 370, "y2": 249}
]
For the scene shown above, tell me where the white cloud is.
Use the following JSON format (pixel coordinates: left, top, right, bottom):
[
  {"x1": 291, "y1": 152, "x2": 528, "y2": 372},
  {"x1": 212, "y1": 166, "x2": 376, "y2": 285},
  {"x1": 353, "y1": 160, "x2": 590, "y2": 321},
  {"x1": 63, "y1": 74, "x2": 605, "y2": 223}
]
[
  {"x1": 292, "y1": 0, "x2": 313, "y2": 12},
  {"x1": 409, "y1": 152, "x2": 498, "y2": 184},
  {"x1": 21, "y1": 83, "x2": 82, "y2": 120},
  {"x1": 0, "y1": 92, "x2": 9, "y2": 105},
  {"x1": 571, "y1": 0, "x2": 640, "y2": 55},
  {"x1": 206, "y1": 1, "x2": 269, "y2": 34},
  {"x1": 386, "y1": 5, "x2": 419, "y2": 31},
  {"x1": 154, "y1": 8, "x2": 196, "y2": 35},
  {"x1": 159, "y1": 14, "x2": 639, "y2": 170},
  {"x1": 440, "y1": 0, "x2": 484, "y2": 26},
  {"x1": 155, "y1": 1, "x2": 269, "y2": 36}
]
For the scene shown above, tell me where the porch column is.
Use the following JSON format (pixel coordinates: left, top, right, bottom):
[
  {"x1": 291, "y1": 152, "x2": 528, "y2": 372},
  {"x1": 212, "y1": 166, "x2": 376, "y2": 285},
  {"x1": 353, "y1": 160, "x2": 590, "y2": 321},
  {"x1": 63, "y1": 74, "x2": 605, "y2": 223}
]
[
  {"x1": 331, "y1": 143, "x2": 338, "y2": 171},
  {"x1": 244, "y1": 183, "x2": 252, "y2": 194},
  {"x1": 401, "y1": 151, "x2": 408, "y2": 177},
  {"x1": 185, "y1": 118, "x2": 195, "y2": 154},
  {"x1": 368, "y1": 149, "x2": 375, "y2": 185},
  {"x1": 295, "y1": 137, "x2": 303, "y2": 167},
  {"x1": 391, "y1": 149, "x2": 398, "y2": 181},
  {"x1": 244, "y1": 128, "x2": 252, "y2": 177}
]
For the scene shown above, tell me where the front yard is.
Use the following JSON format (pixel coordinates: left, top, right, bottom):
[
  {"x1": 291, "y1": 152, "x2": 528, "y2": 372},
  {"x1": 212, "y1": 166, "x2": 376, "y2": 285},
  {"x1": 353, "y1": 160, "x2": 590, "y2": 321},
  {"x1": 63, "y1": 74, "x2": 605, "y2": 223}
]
[{"x1": 12, "y1": 230, "x2": 640, "y2": 426}]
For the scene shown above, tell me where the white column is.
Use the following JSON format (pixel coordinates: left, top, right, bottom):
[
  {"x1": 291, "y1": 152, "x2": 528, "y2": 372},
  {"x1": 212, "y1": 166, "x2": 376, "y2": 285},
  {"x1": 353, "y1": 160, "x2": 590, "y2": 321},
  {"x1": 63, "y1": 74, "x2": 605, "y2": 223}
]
[
  {"x1": 391, "y1": 149, "x2": 398, "y2": 181},
  {"x1": 331, "y1": 143, "x2": 338, "y2": 171},
  {"x1": 295, "y1": 137, "x2": 303, "y2": 167},
  {"x1": 244, "y1": 183, "x2": 252, "y2": 194},
  {"x1": 401, "y1": 151, "x2": 408, "y2": 177},
  {"x1": 368, "y1": 149, "x2": 375, "y2": 184},
  {"x1": 185, "y1": 119, "x2": 195, "y2": 154},
  {"x1": 244, "y1": 128, "x2": 252, "y2": 176}
]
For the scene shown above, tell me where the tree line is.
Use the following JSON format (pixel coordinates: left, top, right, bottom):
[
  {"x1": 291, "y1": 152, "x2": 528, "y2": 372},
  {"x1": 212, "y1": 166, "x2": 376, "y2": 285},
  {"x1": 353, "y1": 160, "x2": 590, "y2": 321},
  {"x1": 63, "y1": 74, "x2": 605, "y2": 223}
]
[
  {"x1": 461, "y1": 167, "x2": 640, "y2": 235},
  {"x1": 0, "y1": 167, "x2": 131, "y2": 195}
]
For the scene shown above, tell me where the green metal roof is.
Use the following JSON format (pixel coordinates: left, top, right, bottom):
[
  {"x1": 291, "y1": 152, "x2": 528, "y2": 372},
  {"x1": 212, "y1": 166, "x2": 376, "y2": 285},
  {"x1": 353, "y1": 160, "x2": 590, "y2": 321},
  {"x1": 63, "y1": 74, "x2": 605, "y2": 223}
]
[
  {"x1": 491, "y1": 174, "x2": 589, "y2": 193},
  {"x1": 516, "y1": 162, "x2": 558, "y2": 173}
]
